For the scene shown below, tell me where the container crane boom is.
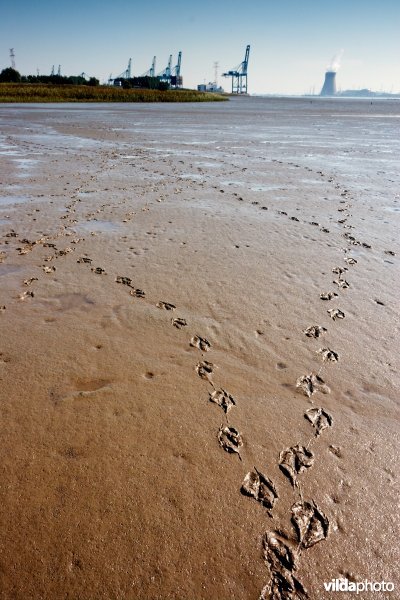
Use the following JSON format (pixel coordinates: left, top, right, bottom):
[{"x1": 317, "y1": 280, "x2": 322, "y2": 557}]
[{"x1": 222, "y1": 44, "x2": 250, "y2": 94}]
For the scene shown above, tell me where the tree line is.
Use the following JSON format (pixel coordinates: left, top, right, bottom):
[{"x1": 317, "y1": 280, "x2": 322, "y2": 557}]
[
  {"x1": 0, "y1": 68, "x2": 176, "y2": 90},
  {"x1": 0, "y1": 67, "x2": 99, "y2": 86}
]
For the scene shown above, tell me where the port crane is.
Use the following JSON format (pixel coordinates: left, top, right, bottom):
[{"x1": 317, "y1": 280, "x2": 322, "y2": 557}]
[
  {"x1": 111, "y1": 52, "x2": 182, "y2": 87},
  {"x1": 141, "y1": 56, "x2": 156, "y2": 78},
  {"x1": 223, "y1": 45, "x2": 250, "y2": 94},
  {"x1": 49, "y1": 65, "x2": 61, "y2": 76},
  {"x1": 157, "y1": 55, "x2": 172, "y2": 81},
  {"x1": 172, "y1": 51, "x2": 182, "y2": 87},
  {"x1": 9, "y1": 48, "x2": 16, "y2": 69}
]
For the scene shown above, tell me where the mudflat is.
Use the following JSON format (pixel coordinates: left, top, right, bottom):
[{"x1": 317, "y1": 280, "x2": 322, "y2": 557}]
[{"x1": 0, "y1": 97, "x2": 399, "y2": 599}]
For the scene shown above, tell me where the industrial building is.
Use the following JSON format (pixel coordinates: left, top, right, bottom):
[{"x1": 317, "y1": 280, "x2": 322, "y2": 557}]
[{"x1": 197, "y1": 82, "x2": 224, "y2": 93}]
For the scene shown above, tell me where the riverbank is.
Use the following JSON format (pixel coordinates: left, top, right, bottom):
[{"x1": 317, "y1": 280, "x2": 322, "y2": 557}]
[{"x1": 0, "y1": 83, "x2": 227, "y2": 103}]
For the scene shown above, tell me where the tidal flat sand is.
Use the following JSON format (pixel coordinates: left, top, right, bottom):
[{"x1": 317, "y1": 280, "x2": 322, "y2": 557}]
[{"x1": 0, "y1": 98, "x2": 399, "y2": 599}]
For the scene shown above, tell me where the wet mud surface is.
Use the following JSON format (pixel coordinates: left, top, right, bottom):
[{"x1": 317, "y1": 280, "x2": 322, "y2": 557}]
[{"x1": 0, "y1": 97, "x2": 399, "y2": 599}]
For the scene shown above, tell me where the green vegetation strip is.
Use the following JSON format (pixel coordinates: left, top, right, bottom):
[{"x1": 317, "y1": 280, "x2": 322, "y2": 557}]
[{"x1": 0, "y1": 84, "x2": 227, "y2": 103}]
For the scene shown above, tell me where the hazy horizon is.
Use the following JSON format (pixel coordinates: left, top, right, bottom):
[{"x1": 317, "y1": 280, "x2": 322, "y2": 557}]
[{"x1": 1, "y1": 0, "x2": 399, "y2": 95}]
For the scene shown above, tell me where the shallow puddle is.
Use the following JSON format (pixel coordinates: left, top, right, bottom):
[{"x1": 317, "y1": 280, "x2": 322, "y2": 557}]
[{"x1": 76, "y1": 219, "x2": 122, "y2": 233}]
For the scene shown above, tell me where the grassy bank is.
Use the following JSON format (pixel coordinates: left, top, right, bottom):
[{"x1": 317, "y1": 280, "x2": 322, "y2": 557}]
[{"x1": 0, "y1": 83, "x2": 227, "y2": 103}]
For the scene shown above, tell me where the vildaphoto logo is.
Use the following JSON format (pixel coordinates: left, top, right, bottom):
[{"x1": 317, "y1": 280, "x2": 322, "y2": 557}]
[{"x1": 323, "y1": 578, "x2": 395, "y2": 594}]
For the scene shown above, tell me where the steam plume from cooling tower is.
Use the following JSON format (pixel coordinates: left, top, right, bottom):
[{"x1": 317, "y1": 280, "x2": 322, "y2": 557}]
[{"x1": 327, "y1": 49, "x2": 344, "y2": 73}]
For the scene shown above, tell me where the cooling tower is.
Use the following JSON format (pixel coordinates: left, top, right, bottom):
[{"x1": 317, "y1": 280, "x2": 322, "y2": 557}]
[{"x1": 320, "y1": 71, "x2": 337, "y2": 96}]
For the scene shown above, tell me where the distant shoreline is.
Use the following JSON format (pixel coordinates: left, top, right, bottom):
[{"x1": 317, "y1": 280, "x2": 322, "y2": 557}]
[{"x1": 0, "y1": 83, "x2": 227, "y2": 103}]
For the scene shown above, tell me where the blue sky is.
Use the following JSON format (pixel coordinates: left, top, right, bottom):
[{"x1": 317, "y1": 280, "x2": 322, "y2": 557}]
[{"x1": 1, "y1": 0, "x2": 399, "y2": 94}]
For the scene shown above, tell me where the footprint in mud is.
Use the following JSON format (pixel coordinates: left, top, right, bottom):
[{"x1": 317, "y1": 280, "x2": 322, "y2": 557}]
[
  {"x1": 328, "y1": 444, "x2": 343, "y2": 458},
  {"x1": 196, "y1": 360, "x2": 214, "y2": 380},
  {"x1": 327, "y1": 308, "x2": 345, "y2": 321},
  {"x1": 304, "y1": 407, "x2": 333, "y2": 437},
  {"x1": 23, "y1": 277, "x2": 38, "y2": 286},
  {"x1": 362, "y1": 242, "x2": 372, "y2": 249},
  {"x1": 130, "y1": 288, "x2": 145, "y2": 298},
  {"x1": 18, "y1": 290, "x2": 34, "y2": 300},
  {"x1": 333, "y1": 278, "x2": 350, "y2": 289},
  {"x1": 317, "y1": 347, "x2": 339, "y2": 362},
  {"x1": 384, "y1": 250, "x2": 396, "y2": 256},
  {"x1": 320, "y1": 291, "x2": 338, "y2": 301},
  {"x1": 0, "y1": 352, "x2": 11, "y2": 364},
  {"x1": 296, "y1": 373, "x2": 331, "y2": 398},
  {"x1": 172, "y1": 317, "x2": 187, "y2": 329},
  {"x1": 343, "y1": 232, "x2": 357, "y2": 242},
  {"x1": 56, "y1": 248, "x2": 74, "y2": 257},
  {"x1": 261, "y1": 532, "x2": 308, "y2": 600},
  {"x1": 18, "y1": 246, "x2": 33, "y2": 256},
  {"x1": 156, "y1": 301, "x2": 176, "y2": 311},
  {"x1": 218, "y1": 424, "x2": 243, "y2": 458},
  {"x1": 290, "y1": 216, "x2": 300, "y2": 222},
  {"x1": 374, "y1": 299, "x2": 385, "y2": 306},
  {"x1": 209, "y1": 388, "x2": 236, "y2": 413},
  {"x1": 91, "y1": 267, "x2": 106, "y2": 275},
  {"x1": 115, "y1": 275, "x2": 133, "y2": 287},
  {"x1": 43, "y1": 265, "x2": 56, "y2": 274},
  {"x1": 77, "y1": 257, "x2": 92, "y2": 264},
  {"x1": 332, "y1": 266, "x2": 348, "y2": 275},
  {"x1": 344, "y1": 257, "x2": 357, "y2": 265},
  {"x1": 279, "y1": 445, "x2": 315, "y2": 487},
  {"x1": 303, "y1": 325, "x2": 327, "y2": 338},
  {"x1": 309, "y1": 221, "x2": 319, "y2": 227},
  {"x1": 291, "y1": 501, "x2": 330, "y2": 549},
  {"x1": 276, "y1": 361, "x2": 287, "y2": 370},
  {"x1": 320, "y1": 227, "x2": 330, "y2": 233},
  {"x1": 241, "y1": 468, "x2": 279, "y2": 512},
  {"x1": 190, "y1": 335, "x2": 211, "y2": 352}
]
